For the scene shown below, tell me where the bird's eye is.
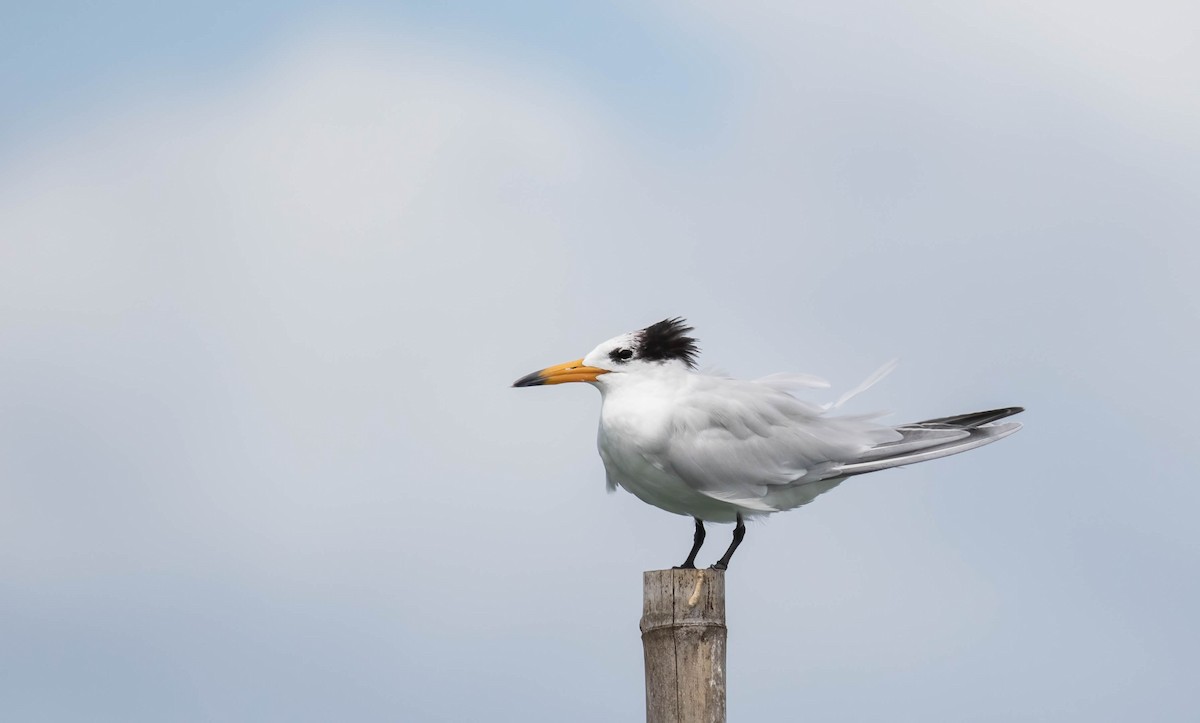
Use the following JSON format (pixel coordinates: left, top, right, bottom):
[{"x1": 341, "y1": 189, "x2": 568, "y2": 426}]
[{"x1": 609, "y1": 348, "x2": 634, "y2": 363}]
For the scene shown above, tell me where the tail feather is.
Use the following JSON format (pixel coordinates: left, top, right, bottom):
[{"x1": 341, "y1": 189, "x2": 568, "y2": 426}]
[
  {"x1": 832, "y1": 407, "x2": 1024, "y2": 478},
  {"x1": 854, "y1": 427, "x2": 970, "y2": 462}
]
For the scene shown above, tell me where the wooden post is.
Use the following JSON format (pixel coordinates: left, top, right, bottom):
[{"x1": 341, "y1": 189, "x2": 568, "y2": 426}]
[{"x1": 640, "y1": 568, "x2": 727, "y2": 723}]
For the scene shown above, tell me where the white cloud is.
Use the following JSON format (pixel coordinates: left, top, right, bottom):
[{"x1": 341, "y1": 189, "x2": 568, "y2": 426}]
[{"x1": 1, "y1": 12, "x2": 1198, "y2": 721}]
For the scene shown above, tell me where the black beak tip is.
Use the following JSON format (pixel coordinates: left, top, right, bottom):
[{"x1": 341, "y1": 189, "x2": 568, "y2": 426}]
[{"x1": 512, "y1": 371, "x2": 546, "y2": 388}]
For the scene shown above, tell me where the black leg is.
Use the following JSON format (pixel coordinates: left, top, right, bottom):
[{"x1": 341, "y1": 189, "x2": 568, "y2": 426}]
[
  {"x1": 674, "y1": 517, "x2": 706, "y2": 569},
  {"x1": 710, "y1": 514, "x2": 746, "y2": 570}
]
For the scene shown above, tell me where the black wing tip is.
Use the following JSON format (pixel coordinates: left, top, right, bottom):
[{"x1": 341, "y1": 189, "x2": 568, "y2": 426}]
[{"x1": 909, "y1": 406, "x2": 1025, "y2": 429}]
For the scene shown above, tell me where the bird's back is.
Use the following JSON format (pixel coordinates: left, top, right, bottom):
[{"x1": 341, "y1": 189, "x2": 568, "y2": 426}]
[{"x1": 596, "y1": 369, "x2": 1021, "y2": 520}]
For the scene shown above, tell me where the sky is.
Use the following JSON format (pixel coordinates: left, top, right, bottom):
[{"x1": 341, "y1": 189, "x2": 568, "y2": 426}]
[{"x1": 2, "y1": 1, "x2": 1198, "y2": 720}]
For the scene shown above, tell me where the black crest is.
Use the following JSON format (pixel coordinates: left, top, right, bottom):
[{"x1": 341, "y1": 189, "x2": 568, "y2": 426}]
[{"x1": 638, "y1": 317, "x2": 700, "y2": 368}]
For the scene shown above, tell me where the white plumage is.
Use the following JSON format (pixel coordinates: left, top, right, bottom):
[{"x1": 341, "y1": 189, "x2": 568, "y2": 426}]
[{"x1": 514, "y1": 318, "x2": 1022, "y2": 569}]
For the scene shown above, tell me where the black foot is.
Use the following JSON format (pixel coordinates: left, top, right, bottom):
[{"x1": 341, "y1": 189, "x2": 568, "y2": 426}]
[
  {"x1": 675, "y1": 518, "x2": 706, "y2": 571},
  {"x1": 709, "y1": 562, "x2": 728, "y2": 570},
  {"x1": 710, "y1": 513, "x2": 746, "y2": 571}
]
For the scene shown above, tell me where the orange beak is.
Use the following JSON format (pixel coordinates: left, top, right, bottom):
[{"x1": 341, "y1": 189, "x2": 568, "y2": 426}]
[{"x1": 512, "y1": 358, "x2": 608, "y2": 387}]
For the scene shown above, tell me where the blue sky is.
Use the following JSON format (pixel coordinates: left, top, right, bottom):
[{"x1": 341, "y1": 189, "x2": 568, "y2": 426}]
[
  {"x1": 2, "y1": 2, "x2": 1198, "y2": 721},
  {"x1": 2, "y1": 2, "x2": 729, "y2": 160}
]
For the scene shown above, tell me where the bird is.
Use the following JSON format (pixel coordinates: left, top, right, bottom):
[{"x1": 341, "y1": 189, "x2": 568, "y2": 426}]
[{"x1": 512, "y1": 318, "x2": 1022, "y2": 570}]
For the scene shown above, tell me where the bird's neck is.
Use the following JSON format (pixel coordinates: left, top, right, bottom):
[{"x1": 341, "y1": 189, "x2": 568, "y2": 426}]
[{"x1": 597, "y1": 364, "x2": 693, "y2": 400}]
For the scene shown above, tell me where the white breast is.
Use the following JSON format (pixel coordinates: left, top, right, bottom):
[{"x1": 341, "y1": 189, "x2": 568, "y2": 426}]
[{"x1": 595, "y1": 371, "x2": 747, "y2": 523}]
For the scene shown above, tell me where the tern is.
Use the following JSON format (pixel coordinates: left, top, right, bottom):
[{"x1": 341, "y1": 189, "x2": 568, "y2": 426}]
[{"x1": 513, "y1": 318, "x2": 1022, "y2": 570}]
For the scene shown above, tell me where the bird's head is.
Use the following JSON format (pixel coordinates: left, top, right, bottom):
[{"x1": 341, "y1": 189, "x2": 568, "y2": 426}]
[{"x1": 512, "y1": 317, "x2": 700, "y2": 388}]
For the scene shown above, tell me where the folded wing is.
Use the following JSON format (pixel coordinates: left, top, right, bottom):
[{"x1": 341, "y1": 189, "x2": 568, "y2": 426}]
[{"x1": 650, "y1": 375, "x2": 1022, "y2": 514}]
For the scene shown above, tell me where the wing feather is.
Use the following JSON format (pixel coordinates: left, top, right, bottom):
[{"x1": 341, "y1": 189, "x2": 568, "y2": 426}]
[{"x1": 648, "y1": 376, "x2": 900, "y2": 511}]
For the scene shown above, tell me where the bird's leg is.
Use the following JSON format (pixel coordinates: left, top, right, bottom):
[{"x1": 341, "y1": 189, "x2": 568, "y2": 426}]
[
  {"x1": 674, "y1": 517, "x2": 706, "y2": 569},
  {"x1": 710, "y1": 514, "x2": 746, "y2": 570}
]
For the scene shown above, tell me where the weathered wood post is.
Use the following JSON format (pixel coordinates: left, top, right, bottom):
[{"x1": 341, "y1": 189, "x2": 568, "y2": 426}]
[{"x1": 640, "y1": 568, "x2": 727, "y2": 723}]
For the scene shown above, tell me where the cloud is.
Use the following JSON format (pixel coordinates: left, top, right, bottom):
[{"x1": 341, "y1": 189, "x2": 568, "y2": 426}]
[
  {"x1": 1, "y1": 9, "x2": 1198, "y2": 720},
  {"x1": 0, "y1": 32, "x2": 663, "y2": 721}
]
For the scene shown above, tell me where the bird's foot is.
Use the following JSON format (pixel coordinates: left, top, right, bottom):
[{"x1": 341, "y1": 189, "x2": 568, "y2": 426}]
[
  {"x1": 673, "y1": 562, "x2": 697, "y2": 570},
  {"x1": 709, "y1": 562, "x2": 728, "y2": 571}
]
